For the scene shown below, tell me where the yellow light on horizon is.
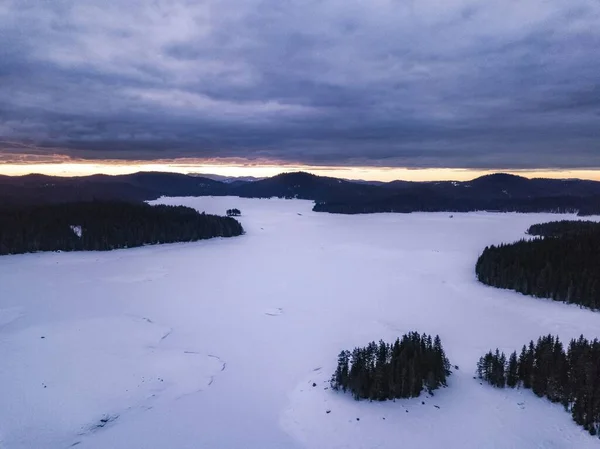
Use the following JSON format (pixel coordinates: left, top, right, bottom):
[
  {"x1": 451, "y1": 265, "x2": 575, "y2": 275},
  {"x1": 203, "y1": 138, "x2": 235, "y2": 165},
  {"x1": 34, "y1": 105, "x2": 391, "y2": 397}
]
[{"x1": 1, "y1": 161, "x2": 600, "y2": 182}]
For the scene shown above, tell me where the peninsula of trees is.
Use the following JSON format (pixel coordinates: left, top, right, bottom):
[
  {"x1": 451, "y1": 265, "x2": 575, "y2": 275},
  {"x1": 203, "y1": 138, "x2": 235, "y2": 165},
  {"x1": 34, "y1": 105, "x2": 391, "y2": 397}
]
[
  {"x1": 330, "y1": 332, "x2": 451, "y2": 401},
  {"x1": 526, "y1": 220, "x2": 600, "y2": 238},
  {"x1": 476, "y1": 220, "x2": 600, "y2": 310},
  {"x1": 0, "y1": 201, "x2": 244, "y2": 255},
  {"x1": 478, "y1": 335, "x2": 600, "y2": 437}
]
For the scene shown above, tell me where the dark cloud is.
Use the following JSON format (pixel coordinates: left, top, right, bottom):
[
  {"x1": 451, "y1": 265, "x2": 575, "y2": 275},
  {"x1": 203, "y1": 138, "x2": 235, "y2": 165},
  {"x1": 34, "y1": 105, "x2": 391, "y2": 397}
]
[{"x1": 1, "y1": 0, "x2": 600, "y2": 169}]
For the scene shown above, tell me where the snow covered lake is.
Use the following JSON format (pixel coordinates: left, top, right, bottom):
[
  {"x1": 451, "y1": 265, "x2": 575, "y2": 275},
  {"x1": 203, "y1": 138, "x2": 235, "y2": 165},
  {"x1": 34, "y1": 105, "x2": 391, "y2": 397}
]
[{"x1": 1, "y1": 196, "x2": 600, "y2": 449}]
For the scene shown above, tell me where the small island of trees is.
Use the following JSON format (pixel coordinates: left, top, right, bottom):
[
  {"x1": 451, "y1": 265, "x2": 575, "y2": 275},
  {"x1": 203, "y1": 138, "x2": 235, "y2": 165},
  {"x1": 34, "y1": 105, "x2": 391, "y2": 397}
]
[
  {"x1": 476, "y1": 220, "x2": 600, "y2": 310},
  {"x1": 226, "y1": 208, "x2": 241, "y2": 217},
  {"x1": 331, "y1": 332, "x2": 451, "y2": 401},
  {"x1": 478, "y1": 334, "x2": 600, "y2": 437}
]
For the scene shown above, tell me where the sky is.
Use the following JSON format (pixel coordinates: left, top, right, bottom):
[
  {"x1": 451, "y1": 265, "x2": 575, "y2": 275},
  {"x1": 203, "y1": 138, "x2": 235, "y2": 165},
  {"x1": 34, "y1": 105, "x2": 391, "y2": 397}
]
[{"x1": 1, "y1": 0, "x2": 599, "y2": 180}]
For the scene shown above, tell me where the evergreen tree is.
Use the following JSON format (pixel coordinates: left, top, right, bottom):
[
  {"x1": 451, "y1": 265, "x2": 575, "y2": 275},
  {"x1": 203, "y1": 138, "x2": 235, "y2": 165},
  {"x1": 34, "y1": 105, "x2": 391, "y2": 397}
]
[
  {"x1": 506, "y1": 351, "x2": 518, "y2": 388},
  {"x1": 226, "y1": 208, "x2": 241, "y2": 217},
  {"x1": 478, "y1": 334, "x2": 600, "y2": 438},
  {"x1": 475, "y1": 221, "x2": 600, "y2": 310},
  {"x1": 331, "y1": 350, "x2": 350, "y2": 392},
  {"x1": 332, "y1": 332, "x2": 451, "y2": 401}
]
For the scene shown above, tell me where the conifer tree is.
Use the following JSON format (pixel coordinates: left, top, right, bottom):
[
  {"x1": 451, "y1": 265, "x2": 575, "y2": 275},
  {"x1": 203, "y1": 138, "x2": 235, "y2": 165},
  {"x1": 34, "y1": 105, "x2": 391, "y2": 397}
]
[
  {"x1": 478, "y1": 334, "x2": 600, "y2": 438},
  {"x1": 506, "y1": 351, "x2": 519, "y2": 388},
  {"x1": 331, "y1": 350, "x2": 350, "y2": 392},
  {"x1": 475, "y1": 220, "x2": 600, "y2": 310},
  {"x1": 332, "y1": 332, "x2": 451, "y2": 401}
]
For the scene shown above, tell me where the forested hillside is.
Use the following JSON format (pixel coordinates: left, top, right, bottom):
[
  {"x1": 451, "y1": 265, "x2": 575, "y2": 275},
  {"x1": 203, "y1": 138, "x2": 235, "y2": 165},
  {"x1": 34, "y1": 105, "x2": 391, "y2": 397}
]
[
  {"x1": 0, "y1": 201, "x2": 244, "y2": 255},
  {"x1": 476, "y1": 220, "x2": 600, "y2": 310},
  {"x1": 478, "y1": 335, "x2": 600, "y2": 437},
  {"x1": 2, "y1": 171, "x2": 600, "y2": 215},
  {"x1": 313, "y1": 173, "x2": 600, "y2": 215}
]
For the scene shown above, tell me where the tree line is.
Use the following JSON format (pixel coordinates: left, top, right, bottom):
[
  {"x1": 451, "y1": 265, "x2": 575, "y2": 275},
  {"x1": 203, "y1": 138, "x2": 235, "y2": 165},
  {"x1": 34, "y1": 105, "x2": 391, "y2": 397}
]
[
  {"x1": 476, "y1": 221, "x2": 600, "y2": 310},
  {"x1": 478, "y1": 335, "x2": 600, "y2": 436},
  {"x1": 0, "y1": 201, "x2": 244, "y2": 255},
  {"x1": 527, "y1": 220, "x2": 600, "y2": 238},
  {"x1": 314, "y1": 196, "x2": 600, "y2": 215},
  {"x1": 330, "y1": 332, "x2": 451, "y2": 401}
]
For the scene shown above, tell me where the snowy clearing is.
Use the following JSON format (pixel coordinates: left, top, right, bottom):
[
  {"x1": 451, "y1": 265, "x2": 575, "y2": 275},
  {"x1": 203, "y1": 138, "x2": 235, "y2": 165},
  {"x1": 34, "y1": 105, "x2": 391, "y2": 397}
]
[
  {"x1": 70, "y1": 225, "x2": 83, "y2": 238},
  {"x1": 1, "y1": 197, "x2": 599, "y2": 449}
]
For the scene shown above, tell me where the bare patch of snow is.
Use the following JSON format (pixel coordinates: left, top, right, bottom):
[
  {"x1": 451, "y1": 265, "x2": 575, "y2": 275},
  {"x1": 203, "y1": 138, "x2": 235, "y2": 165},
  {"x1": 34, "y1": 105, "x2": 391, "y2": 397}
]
[
  {"x1": 70, "y1": 225, "x2": 82, "y2": 238},
  {"x1": 0, "y1": 307, "x2": 23, "y2": 328},
  {"x1": 0, "y1": 316, "x2": 224, "y2": 448}
]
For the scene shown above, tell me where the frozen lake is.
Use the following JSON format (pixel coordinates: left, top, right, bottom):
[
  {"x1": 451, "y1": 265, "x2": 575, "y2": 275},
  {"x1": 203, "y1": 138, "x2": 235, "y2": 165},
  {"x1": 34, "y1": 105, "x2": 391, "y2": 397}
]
[{"x1": 1, "y1": 197, "x2": 599, "y2": 448}]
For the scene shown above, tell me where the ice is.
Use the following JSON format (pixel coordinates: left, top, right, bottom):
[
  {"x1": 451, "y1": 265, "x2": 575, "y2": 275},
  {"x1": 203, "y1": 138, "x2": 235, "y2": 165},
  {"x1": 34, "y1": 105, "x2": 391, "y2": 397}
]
[
  {"x1": 0, "y1": 307, "x2": 23, "y2": 328},
  {"x1": 0, "y1": 196, "x2": 599, "y2": 448},
  {"x1": 0, "y1": 316, "x2": 223, "y2": 448}
]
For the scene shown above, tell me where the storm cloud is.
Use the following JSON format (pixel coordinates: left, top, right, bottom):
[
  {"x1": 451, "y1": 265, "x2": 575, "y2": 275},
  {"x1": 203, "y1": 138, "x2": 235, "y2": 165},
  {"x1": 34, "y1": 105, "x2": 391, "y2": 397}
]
[{"x1": 1, "y1": 0, "x2": 599, "y2": 168}]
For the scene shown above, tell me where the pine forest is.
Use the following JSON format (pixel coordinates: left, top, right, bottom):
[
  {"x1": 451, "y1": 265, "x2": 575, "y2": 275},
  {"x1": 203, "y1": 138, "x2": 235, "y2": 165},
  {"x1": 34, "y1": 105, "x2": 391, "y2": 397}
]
[
  {"x1": 478, "y1": 335, "x2": 600, "y2": 436},
  {"x1": 0, "y1": 201, "x2": 244, "y2": 255},
  {"x1": 476, "y1": 220, "x2": 600, "y2": 310}
]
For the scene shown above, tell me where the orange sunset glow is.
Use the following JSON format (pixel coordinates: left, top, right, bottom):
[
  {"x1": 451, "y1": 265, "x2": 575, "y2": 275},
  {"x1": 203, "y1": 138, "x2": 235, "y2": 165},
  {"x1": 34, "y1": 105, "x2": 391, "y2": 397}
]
[{"x1": 1, "y1": 160, "x2": 600, "y2": 182}]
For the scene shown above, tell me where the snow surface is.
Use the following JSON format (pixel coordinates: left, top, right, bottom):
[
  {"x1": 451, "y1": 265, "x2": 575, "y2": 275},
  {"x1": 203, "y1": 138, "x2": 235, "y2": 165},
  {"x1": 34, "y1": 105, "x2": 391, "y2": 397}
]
[
  {"x1": 70, "y1": 225, "x2": 83, "y2": 238},
  {"x1": 1, "y1": 197, "x2": 600, "y2": 449}
]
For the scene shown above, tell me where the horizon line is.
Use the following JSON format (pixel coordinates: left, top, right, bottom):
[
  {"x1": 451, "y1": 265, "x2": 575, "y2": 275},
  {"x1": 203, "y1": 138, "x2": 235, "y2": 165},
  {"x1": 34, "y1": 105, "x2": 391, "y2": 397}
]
[{"x1": 1, "y1": 160, "x2": 600, "y2": 182}]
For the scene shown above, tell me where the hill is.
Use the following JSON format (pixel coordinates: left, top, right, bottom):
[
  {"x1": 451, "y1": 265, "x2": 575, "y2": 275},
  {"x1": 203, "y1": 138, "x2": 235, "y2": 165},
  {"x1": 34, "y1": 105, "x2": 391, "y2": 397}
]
[
  {"x1": 313, "y1": 174, "x2": 600, "y2": 215},
  {"x1": 1, "y1": 171, "x2": 600, "y2": 215},
  {"x1": 0, "y1": 172, "x2": 226, "y2": 205},
  {"x1": 230, "y1": 171, "x2": 382, "y2": 202}
]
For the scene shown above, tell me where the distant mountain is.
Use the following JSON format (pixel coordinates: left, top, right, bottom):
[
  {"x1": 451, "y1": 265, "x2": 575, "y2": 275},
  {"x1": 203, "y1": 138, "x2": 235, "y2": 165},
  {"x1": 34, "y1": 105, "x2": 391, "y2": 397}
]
[
  {"x1": 343, "y1": 179, "x2": 387, "y2": 186},
  {"x1": 314, "y1": 173, "x2": 600, "y2": 215},
  {"x1": 229, "y1": 171, "x2": 382, "y2": 202},
  {"x1": 188, "y1": 173, "x2": 264, "y2": 183},
  {"x1": 118, "y1": 172, "x2": 227, "y2": 197},
  {"x1": 0, "y1": 171, "x2": 599, "y2": 215},
  {"x1": 0, "y1": 172, "x2": 226, "y2": 205}
]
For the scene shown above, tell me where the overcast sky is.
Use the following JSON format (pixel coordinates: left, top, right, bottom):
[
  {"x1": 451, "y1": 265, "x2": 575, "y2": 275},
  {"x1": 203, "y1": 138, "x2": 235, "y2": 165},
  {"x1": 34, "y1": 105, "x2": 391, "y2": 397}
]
[{"x1": 1, "y1": 0, "x2": 599, "y2": 169}]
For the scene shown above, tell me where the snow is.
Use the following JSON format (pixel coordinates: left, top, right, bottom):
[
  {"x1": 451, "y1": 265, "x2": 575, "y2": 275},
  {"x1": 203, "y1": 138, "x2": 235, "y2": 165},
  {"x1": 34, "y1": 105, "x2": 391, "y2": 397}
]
[
  {"x1": 0, "y1": 307, "x2": 23, "y2": 328},
  {"x1": 0, "y1": 196, "x2": 599, "y2": 449},
  {"x1": 0, "y1": 317, "x2": 223, "y2": 448},
  {"x1": 70, "y1": 225, "x2": 83, "y2": 238}
]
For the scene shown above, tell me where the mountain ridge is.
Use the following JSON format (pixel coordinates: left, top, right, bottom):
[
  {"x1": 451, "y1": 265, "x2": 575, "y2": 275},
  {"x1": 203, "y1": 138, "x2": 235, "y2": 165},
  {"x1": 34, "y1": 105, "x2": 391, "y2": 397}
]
[{"x1": 0, "y1": 171, "x2": 599, "y2": 215}]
